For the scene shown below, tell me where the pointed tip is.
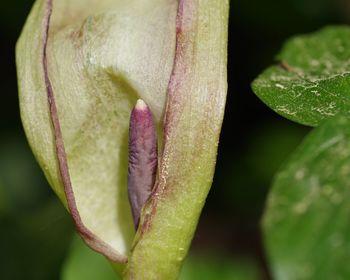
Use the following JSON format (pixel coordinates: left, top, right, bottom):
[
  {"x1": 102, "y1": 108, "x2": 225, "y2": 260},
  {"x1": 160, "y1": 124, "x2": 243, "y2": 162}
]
[
  {"x1": 129, "y1": 98, "x2": 157, "y2": 230},
  {"x1": 135, "y1": 99, "x2": 148, "y2": 111}
]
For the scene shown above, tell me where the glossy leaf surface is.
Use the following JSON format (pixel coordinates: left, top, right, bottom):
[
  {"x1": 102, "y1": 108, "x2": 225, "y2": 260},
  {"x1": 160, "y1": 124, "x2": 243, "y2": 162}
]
[{"x1": 252, "y1": 26, "x2": 350, "y2": 127}]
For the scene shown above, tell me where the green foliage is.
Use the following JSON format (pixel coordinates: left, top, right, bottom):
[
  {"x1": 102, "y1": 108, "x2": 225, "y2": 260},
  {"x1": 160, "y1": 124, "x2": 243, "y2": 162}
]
[
  {"x1": 253, "y1": 26, "x2": 350, "y2": 280},
  {"x1": 263, "y1": 115, "x2": 350, "y2": 279},
  {"x1": 252, "y1": 26, "x2": 350, "y2": 127}
]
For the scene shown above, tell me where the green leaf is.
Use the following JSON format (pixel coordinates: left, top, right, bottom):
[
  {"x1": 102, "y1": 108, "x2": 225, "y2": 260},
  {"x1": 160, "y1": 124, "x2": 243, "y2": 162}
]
[
  {"x1": 252, "y1": 26, "x2": 350, "y2": 127},
  {"x1": 17, "y1": 0, "x2": 177, "y2": 262},
  {"x1": 263, "y1": 115, "x2": 350, "y2": 279},
  {"x1": 62, "y1": 234, "x2": 120, "y2": 280}
]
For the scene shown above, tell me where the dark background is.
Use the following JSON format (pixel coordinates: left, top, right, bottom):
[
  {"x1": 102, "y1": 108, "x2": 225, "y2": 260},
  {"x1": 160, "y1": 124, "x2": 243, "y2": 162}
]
[{"x1": 1, "y1": 0, "x2": 349, "y2": 279}]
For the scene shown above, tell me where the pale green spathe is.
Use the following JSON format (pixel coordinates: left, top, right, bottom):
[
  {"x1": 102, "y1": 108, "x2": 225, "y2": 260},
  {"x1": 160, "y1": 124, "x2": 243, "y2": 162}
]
[{"x1": 17, "y1": 0, "x2": 177, "y2": 257}]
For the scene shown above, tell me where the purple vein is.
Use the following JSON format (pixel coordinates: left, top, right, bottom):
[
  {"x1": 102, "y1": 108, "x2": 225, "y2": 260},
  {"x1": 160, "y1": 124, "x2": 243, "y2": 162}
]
[{"x1": 42, "y1": 0, "x2": 127, "y2": 263}]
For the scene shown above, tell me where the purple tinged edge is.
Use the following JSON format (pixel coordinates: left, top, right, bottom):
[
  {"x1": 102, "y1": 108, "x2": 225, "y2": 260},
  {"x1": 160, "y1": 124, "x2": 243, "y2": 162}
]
[
  {"x1": 42, "y1": 0, "x2": 127, "y2": 263},
  {"x1": 137, "y1": 0, "x2": 195, "y2": 235}
]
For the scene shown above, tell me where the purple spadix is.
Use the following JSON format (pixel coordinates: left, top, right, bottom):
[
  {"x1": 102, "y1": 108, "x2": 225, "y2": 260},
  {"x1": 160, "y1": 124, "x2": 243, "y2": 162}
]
[{"x1": 128, "y1": 99, "x2": 158, "y2": 229}]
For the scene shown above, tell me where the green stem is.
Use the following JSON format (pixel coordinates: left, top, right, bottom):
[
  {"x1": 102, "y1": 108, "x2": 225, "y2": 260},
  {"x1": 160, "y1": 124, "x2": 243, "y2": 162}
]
[{"x1": 123, "y1": 0, "x2": 229, "y2": 278}]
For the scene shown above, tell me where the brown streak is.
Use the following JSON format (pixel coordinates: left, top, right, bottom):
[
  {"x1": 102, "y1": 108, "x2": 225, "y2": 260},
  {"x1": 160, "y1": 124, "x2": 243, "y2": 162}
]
[
  {"x1": 42, "y1": 0, "x2": 127, "y2": 263},
  {"x1": 278, "y1": 60, "x2": 297, "y2": 73},
  {"x1": 139, "y1": 0, "x2": 193, "y2": 235}
]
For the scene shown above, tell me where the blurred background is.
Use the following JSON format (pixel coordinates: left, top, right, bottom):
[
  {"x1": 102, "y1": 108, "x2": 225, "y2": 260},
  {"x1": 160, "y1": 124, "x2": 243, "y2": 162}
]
[{"x1": 1, "y1": 0, "x2": 349, "y2": 279}]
